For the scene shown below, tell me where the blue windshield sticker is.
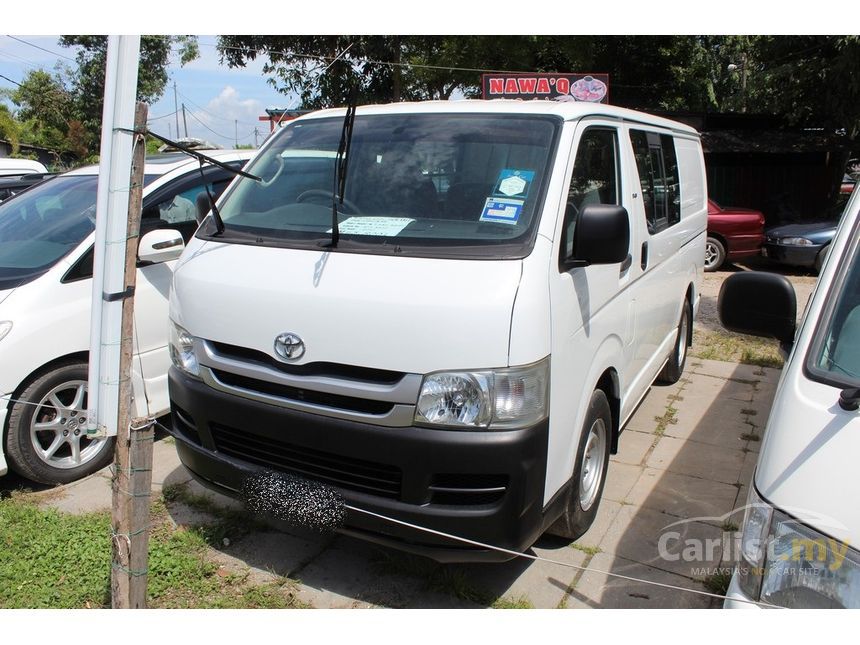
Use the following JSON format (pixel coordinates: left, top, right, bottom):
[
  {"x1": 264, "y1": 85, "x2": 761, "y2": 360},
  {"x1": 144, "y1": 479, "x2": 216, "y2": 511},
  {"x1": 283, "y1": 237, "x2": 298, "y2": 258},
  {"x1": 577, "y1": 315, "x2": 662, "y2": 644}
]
[
  {"x1": 494, "y1": 169, "x2": 535, "y2": 199},
  {"x1": 480, "y1": 198, "x2": 524, "y2": 225}
]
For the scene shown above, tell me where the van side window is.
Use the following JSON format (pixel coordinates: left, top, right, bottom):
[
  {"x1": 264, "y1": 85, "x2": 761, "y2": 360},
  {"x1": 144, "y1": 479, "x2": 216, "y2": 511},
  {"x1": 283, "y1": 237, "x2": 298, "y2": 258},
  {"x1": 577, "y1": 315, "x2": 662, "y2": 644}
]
[
  {"x1": 630, "y1": 130, "x2": 681, "y2": 234},
  {"x1": 562, "y1": 128, "x2": 621, "y2": 258}
]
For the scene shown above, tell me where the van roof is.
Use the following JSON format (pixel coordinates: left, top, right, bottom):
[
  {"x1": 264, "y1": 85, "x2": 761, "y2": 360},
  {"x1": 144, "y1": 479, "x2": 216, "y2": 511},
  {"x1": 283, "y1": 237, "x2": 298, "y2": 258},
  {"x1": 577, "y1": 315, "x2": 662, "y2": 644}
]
[{"x1": 298, "y1": 99, "x2": 700, "y2": 136}]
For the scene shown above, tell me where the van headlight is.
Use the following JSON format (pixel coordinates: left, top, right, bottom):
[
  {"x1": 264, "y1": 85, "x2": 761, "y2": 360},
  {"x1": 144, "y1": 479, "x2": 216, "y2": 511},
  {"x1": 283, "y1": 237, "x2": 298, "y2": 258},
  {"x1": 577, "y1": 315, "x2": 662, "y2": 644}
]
[
  {"x1": 169, "y1": 320, "x2": 199, "y2": 378},
  {"x1": 414, "y1": 358, "x2": 549, "y2": 430},
  {"x1": 736, "y1": 486, "x2": 860, "y2": 608}
]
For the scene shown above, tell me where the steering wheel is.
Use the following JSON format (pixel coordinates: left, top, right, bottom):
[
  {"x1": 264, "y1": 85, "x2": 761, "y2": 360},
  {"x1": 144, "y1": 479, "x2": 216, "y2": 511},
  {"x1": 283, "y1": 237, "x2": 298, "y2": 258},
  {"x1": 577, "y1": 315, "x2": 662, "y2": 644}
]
[{"x1": 296, "y1": 189, "x2": 361, "y2": 214}]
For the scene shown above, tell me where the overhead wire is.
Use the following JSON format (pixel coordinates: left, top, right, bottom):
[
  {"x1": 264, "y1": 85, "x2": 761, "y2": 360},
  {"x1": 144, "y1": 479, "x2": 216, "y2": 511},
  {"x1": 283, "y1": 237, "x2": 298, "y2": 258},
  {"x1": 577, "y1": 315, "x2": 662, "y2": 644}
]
[{"x1": 4, "y1": 35, "x2": 77, "y2": 63}]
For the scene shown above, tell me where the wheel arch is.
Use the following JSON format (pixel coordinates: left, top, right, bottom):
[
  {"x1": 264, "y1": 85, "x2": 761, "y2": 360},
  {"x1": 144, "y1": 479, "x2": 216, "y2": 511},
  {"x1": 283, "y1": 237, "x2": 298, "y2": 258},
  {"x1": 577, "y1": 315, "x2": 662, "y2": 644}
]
[{"x1": 3, "y1": 351, "x2": 89, "y2": 438}]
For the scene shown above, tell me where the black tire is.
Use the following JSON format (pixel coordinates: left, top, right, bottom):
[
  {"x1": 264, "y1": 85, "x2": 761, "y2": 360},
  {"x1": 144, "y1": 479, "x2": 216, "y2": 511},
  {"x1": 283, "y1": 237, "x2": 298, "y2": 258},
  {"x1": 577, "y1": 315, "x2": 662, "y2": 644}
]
[
  {"x1": 547, "y1": 389, "x2": 612, "y2": 541},
  {"x1": 704, "y1": 236, "x2": 726, "y2": 272},
  {"x1": 657, "y1": 299, "x2": 691, "y2": 385},
  {"x1": 4, "y1": 361, "x2": 115, "y2": 485}
]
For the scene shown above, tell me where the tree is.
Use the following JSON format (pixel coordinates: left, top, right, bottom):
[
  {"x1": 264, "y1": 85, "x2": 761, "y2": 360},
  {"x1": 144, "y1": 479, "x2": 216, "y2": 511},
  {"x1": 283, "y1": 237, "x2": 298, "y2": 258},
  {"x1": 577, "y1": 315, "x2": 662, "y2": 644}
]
[{"x1": 59, "y1": 36, "x2": 199, "y2": 151}]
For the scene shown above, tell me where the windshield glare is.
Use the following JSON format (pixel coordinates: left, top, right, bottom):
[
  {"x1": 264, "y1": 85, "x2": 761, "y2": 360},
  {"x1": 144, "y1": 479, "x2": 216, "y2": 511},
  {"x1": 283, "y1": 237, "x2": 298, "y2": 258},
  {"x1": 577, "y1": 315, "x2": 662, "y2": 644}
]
[
  {"x1": 213, "y1": 113, "x2": 560, "y2": 257},
  {"x1": 0, "y1": 175, "x2": 98, "y2": 288}
]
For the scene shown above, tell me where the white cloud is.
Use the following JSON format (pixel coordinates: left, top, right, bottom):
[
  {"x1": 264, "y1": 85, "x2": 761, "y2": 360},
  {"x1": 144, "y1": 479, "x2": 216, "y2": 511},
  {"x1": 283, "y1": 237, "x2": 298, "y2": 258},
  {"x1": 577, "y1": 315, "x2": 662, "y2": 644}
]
[{"x1": 183, "y1": 86, "x2": 265, "y2": 147}]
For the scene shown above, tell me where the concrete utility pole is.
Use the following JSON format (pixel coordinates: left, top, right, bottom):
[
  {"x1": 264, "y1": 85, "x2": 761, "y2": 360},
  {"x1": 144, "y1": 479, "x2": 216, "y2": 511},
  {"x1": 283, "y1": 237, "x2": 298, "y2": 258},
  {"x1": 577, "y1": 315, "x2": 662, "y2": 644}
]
[
  {"x1": 254, "y1": 127, "x2": 259, "y2": 148},
  {"x1": 173, "y1": 81, "x2": 180, "y2": 142},
  {"x1": 182, "y1": 103, "x2": 189, "y2": 139},
  {"x1": 235, "y1": 119, "x2": 238, "y2": 149},
  {"x1": 88, "y1": 34, "x2": 153, "y2": 609}
]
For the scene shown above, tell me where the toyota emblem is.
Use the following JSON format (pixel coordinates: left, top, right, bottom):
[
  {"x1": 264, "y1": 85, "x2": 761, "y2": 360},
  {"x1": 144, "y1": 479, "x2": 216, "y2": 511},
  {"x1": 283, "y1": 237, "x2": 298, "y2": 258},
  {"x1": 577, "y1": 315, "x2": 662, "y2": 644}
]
[{"x1": 274, "y1": 333, "x2": 305, "y2": 361}]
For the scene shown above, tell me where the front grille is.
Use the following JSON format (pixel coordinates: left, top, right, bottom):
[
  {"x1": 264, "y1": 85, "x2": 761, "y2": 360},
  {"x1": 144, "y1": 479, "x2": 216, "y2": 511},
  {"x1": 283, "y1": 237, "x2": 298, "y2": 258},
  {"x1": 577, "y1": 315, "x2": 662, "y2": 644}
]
[
  {"x1": 209, "y1": 341, "x2": 405, "y2": 384},
  {"x1": 211, "y1": 369, "x2": 395, "y2": 415},
  {"x1": 210, "y1": 422, "x2": 402, "y2": 499},
  {"x1": 429, "y1": 474, "x2": 509, "y2": 506}
]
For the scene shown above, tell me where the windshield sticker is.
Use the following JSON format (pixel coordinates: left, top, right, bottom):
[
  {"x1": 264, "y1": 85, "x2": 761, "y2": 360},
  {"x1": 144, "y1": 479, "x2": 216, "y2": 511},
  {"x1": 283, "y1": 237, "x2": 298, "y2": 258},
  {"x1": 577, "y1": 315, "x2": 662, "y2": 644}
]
[
  {"x1": 329, "y1": 217, "x2": 415, "y2": 237},
  {"x1": 494, "y1": 169, "x2": 535, "y2": 199},
  {"x1": 480, "y1": 198, "x2": 524, "y2": 225}
]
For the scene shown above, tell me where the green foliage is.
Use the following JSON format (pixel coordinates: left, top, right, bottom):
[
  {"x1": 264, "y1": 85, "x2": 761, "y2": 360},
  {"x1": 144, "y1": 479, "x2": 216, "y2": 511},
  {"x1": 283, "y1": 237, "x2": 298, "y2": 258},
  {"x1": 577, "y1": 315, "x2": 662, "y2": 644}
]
[
  {"x1": 0, "y1": 496, "x2": 303, "y2": 609},
  {"x1": 57, "y1": 36, "x2": 199, "y2": 156}
]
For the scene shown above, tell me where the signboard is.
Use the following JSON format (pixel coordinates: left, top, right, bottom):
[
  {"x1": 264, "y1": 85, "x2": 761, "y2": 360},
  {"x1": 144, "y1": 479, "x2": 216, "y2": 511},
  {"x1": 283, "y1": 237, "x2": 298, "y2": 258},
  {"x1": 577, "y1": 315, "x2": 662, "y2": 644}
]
[{"x1": 482, "y1": 73, "x2": 610, "y2": 103}]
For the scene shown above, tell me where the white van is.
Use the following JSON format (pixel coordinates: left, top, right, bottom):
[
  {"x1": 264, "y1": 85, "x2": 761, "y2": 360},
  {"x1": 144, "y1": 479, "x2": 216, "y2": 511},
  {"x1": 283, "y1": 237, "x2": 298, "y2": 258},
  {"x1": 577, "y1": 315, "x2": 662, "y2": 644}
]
[
  {"x1": 0, "y1": 151, "x2": 253, "y2": 484},
  {"x1": 0, "y1": 158, "x2": 49, "y2": 177},
  {"x1": 721, "y1": 185, "x2": 860, "y2": 608},
  {"x1": 166, "y1": 101, "x2": 706, "y2": 560}
]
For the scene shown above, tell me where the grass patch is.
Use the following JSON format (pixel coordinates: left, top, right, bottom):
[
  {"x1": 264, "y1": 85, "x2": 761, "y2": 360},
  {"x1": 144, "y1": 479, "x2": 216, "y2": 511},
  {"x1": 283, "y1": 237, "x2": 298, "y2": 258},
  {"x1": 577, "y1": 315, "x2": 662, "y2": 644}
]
[
  {"x1": 702, "y1": 569, "x2": 733, "y2": 596},
  {"x1": 654, "y1": 406, "x2": 678, "y2": 437},
  {"x1": 492, "y1": 595, "x2": 534, "y2": 609},
  {"x1": 692, "y1": 329, "x2": 784, "y2": 369},
  {"x1": 721, "y1": 521, "x2": 739, "y2": 533},
  {"x1": 0, "y1": 496, "x2": 305, "y2": 609},
  {"x1": 570, "y1": 542, "x2": 601, "y2": 556}
]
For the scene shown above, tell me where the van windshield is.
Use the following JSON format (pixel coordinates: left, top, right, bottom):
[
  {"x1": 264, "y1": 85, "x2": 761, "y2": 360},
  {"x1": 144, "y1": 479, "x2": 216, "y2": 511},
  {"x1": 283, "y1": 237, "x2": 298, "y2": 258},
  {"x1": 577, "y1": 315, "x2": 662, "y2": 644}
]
[
  {"x1": 209, "y1": 113, "x2": 560, "y2": 259},
  {"x1": 809, "y1": 220, "x2": 860, "y2": 384}
]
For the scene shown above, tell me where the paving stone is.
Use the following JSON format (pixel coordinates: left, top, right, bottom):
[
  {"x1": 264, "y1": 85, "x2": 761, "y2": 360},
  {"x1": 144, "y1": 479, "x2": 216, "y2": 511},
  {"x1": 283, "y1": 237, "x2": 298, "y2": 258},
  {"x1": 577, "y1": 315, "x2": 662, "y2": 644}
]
[
  {"x1": 667, "y1": 397, "x2": 756, "y2": 449},
  {"x1": 645, "y1": 435, "x2": 746, "y2": 486},
  {"x1": 460, "y1": 542, "x2": 589, "y2": 609},
  {"x1": 624, "y1": 468, "x2": 741, "y2": 524},
  {"x1": 572, "y1": 499, "x2": 623, "y2": 551},
  {"x1": 738, "y1": 449, "x2": 760, "y2": 488},
  {"x1": 598, "y1": 504, "x2": 725, "y2": 579},
  {"x1": 624, "y1": 387, "x2": 677, "y2": 433},
  {"x1": 293, "y1": 536, "x2": 480, "y2": 608},
  {"x1": 208, "y1": 529, "x2": 333, "y2": 586},
  {"x1": 40, "y1": 470, "x2": 112, "y2": 514},
  {"x1": 151, "y1": 438, "x2": 188, "y2": 491},
  {"x1": 567, "y1": 552, "x2": 714, "y2": 608},
  {"x1": 612, "y1": 429, "x2": 657, "y2": 466},
  {"x1": 603, "y1": 461, "x2": 643, "y2": 503}
]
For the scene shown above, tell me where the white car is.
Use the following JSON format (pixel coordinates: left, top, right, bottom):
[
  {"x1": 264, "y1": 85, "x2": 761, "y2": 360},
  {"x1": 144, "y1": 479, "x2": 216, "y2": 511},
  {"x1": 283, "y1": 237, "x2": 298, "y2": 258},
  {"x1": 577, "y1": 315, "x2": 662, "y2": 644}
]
[
  {"x1": 720, "y1": 183, "x2": 860, "y2": 607},
  {"x1": 0, "y1": 150, "x2": 253, "y2": 484},
  {"x1": 0, "y1": 158, "x2": 49, "y2": 177}
]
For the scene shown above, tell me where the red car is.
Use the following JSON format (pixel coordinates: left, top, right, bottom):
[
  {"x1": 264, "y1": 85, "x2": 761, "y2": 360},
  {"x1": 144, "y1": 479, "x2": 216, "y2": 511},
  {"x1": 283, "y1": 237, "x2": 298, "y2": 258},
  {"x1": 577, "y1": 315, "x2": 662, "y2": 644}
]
[{"x1": 706, "y1": 199, "x2": 766, "y2": 272}]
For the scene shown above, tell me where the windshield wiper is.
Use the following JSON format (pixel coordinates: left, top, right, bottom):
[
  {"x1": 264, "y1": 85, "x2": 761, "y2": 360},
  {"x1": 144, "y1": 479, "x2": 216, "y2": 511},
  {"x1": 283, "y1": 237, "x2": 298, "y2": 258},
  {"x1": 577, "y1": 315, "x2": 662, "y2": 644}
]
[
  {"x1": 321, "y1": 88, "x2": 357, "y2": 248},
  {"x1": 131, "y1": 129, "x2": 262, "y2": 236}
]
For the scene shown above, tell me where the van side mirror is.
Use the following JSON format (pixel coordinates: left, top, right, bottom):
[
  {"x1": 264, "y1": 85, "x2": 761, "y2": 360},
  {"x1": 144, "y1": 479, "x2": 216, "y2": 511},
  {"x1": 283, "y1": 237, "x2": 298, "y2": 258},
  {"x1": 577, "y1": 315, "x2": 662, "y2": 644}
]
[
  {"x1": 195, "y1": 191, "x2": 213, "y2": 225},
  {"x1": 138, "y1": 229, "x2": 185, "y2": 264},
  {"x1": 561, "y1": 204, "x2": 631, "y2": 270},
  {"x1": 718, "y1": 272, "x2": 797, "y2": 345}
]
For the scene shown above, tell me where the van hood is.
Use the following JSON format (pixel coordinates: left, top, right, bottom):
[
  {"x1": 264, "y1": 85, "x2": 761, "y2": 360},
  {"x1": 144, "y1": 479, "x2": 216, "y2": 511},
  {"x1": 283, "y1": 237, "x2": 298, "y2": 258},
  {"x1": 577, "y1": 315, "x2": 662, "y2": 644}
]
[
  {"x1": 0, "y1": 287, "x2": 13, "y2": 307},
  {"x1": 756, "y1": 375, "x2": 860, "y2": 544},
  {"x1": 173, "y1": 243, "x2": 523, "y2": 374}
]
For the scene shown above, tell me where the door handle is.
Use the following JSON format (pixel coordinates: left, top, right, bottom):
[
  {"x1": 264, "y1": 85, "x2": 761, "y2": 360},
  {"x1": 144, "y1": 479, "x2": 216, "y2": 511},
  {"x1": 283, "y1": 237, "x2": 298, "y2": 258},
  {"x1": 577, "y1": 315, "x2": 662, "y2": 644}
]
[
  {"x1": 641, "y1": 241, "x2": 649, "y2": 270},
  {"x1": 619, "y1": 253, "x2": 633, "y2": 274}
]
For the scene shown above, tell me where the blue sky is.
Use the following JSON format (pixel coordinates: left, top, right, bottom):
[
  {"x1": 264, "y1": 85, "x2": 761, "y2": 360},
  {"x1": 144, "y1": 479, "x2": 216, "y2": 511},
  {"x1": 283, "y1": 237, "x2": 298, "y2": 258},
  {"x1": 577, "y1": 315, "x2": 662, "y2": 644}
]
[{"x1": 0, "y1": 35, "x2": 294, "y2": 149}]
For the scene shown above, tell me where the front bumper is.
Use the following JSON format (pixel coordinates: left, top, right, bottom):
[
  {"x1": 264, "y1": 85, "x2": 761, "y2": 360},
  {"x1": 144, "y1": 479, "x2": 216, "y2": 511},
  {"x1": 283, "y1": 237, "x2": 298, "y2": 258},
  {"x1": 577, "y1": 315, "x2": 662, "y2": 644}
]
[
  {"x1": 168, "y1": 368, "x2": 551, "y2": 562},
  {"x1": 762, "y1": 242, "x2": 822, "y2": 267}
]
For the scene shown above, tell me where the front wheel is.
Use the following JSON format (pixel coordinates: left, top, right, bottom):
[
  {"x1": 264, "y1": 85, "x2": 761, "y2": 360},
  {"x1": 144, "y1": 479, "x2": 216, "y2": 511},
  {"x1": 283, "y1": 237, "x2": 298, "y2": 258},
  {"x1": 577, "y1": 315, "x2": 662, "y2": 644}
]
[
  {"x1": 657, "y1": 299, "x2": 691, "y2": 384},
  {"x1": 4, "y1": 362, "x2": 115, "y2": 484},
  {"x1": 547, "y1": 389, "x2": 612, "y2": 541}
]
